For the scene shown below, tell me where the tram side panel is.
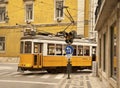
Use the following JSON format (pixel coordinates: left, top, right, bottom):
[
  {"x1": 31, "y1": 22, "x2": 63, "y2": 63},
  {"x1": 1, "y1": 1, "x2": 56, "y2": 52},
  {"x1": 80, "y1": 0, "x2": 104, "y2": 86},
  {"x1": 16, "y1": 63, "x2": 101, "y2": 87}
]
[
  {"x1": 18, "y1": 54, "x2": 34, "y2": 71},
  {"x1": 43, "y1": 56, "x2": 67, "y2": 67},
  {"x1": 18, "y1": 54, "x2": 43, "y2": 71},
  {"x1": 42, "y1": 56, "x2": 92, "y2": 71},
  {"x1": 71, "y1": 56, "x2": 92, "y2": 66},
  {"x1": 18, "y1": 55, "x2": 92, "y2": 72}
]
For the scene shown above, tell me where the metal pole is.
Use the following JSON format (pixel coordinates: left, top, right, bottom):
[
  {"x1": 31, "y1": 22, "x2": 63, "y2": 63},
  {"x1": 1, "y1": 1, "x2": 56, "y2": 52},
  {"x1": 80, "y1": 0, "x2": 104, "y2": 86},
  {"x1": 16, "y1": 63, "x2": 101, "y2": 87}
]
[{"x1": 67, "y1": 58, "x2": 71, "y2": 79}]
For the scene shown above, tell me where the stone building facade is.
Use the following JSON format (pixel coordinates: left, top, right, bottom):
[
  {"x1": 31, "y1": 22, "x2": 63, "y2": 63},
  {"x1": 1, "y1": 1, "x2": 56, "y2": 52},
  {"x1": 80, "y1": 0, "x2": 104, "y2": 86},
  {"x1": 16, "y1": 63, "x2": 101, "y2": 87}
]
[{"x1": 95, "y1": 0, "x2": 120, "y2": 88}]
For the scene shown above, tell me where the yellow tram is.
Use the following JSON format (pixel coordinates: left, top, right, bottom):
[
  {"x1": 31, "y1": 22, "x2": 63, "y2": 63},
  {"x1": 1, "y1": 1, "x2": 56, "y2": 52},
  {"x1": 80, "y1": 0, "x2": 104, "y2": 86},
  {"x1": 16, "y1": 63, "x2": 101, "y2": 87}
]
[{"x1": 18, "y1": 34, "x2": 97, "y2": 73}]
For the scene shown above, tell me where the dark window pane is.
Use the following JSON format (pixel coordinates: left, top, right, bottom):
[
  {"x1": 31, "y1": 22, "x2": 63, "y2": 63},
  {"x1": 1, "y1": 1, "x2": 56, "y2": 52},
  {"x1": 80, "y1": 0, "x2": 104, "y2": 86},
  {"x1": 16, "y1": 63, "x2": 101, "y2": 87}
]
[
  {"x1": 110, "y1": 24, "x2": 117, "y2": 79},
  {"x1": 0, "y1": 37, "x2": 5, "y2": 51},
  {"x1": 47, "y1": 44, "x2": 55, "y2": 55},
  {"x1": 25, "y1": 41, "x2": 32, "y2": 53}
]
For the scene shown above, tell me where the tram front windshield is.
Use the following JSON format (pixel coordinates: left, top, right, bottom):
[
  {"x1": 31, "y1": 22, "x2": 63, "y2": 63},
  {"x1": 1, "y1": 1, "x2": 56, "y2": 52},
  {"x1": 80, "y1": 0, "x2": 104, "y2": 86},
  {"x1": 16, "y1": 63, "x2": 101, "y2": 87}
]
[{"x1": 20, "y1": 41, "x2": 32, "y2": 53}]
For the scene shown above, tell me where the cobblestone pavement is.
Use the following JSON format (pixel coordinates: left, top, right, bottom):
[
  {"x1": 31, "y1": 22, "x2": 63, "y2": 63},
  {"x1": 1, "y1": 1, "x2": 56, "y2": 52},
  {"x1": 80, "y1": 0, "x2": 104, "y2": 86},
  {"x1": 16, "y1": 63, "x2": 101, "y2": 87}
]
[{"x1": 61, "y1": 73, "x2": 104, "y2": 88}]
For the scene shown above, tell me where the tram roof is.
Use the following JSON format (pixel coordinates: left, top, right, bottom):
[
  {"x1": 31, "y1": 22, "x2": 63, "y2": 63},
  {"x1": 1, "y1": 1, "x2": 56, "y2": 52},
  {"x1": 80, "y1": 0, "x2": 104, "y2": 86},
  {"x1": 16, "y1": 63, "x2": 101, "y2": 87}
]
[{"x1": 21, "y1": 35, "x2": 96, "y2": 44}]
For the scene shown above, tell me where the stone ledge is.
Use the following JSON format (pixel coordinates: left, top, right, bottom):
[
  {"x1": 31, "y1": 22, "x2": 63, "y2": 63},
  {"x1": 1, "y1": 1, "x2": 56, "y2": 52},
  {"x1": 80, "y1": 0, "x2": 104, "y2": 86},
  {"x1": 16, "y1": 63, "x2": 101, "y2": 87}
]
[{"x1": 0, "y1": 57, "x2": 20, "y2": 63}]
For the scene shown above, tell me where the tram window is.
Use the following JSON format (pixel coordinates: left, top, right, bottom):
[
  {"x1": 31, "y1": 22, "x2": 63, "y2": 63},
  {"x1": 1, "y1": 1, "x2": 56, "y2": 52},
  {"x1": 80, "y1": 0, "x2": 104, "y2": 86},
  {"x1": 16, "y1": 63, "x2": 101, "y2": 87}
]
[
  {"x1": 48, "y1": 44, "x2": 55, "y2": 55},
  {"x1": 34, "y1": 43, "x2": 42, "y2": 53},
  {"x1": 78, "y1": 46, "x2": 83, "y2": 56},
  {"x1": 72, "y1": 45, "x2": 77, "y2": 56},
  {"x1": 34, "y1": 44, "x2": 38, "y2": 53},
  {"x1": 92, "y1": 46, "x2": 96, "y2": 61},
  {"x1": 63, "y1": 45, "x2": 67, "y2": 55},
  {"x1": 56, "y1": 44, "x2": 62, "y2": 55},
  {"x1": 92, "y1": 46, "x2": 96, "y2": 54},
  {"x1": 83, "y1": 46, "x2": 90, "y2": 56},
  {"x1": 20, "y1": 42, "x2": 24, "y2": 53},
  {"x1": 25, "y1": 41, "x2": 32, "y2": 53}
]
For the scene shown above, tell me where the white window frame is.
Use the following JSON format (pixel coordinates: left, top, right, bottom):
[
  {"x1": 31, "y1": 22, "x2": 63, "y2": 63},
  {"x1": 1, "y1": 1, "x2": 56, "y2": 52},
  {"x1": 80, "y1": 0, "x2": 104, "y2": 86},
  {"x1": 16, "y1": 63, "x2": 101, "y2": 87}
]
[
  {"x1": 25, "y1": 1, "x2": 34, "y2": 22},
  {"x1": 54, "y1": 0, "x2": 64, "y2": 20},
  {"x1": 0, "y1": 5, "x2": 6, "y2": 23}
]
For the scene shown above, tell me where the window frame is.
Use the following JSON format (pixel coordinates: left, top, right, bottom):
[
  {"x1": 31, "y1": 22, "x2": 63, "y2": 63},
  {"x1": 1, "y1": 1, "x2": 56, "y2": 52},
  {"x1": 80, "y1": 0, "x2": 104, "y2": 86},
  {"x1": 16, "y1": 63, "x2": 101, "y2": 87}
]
[
  {"x1": 83, "y1": 46, "x2": 90, "y2": 56},
  {"x1": 56, "y1": 44, "x2": 62, "y2": 55},
  {"x1": 110, "y1": 24, "x2": 117, "y2": 80},
  {"x1": 24, "y1": 41, "x2": 32, "y2": 53},
  {"x1": 0, "y1": 37, "x2": 5, "y2": 52},
  {"x1": 54, "y1": 0, "x2": 64, "y2": 20},
  {"x1": 78, "y1": 45, "x2": 83, "y2": 56},
  {"x1": 71, "y1": 45, "x2": 77, "y2": 56},
  {"x1": 47, "y1": 44, "x2": 55, "y2": 55},
  {"x1": 0, "y1": 6, "x2": 6, "y2": 22},
  {"x1": 103, "y1": 33, "x2": 106, "y2": 72},
  {"x1": 99, "y1": 38, "x2": 102, "y2": 68},
  {"x1": 34, "y1": 43, "x2": 42, "y2": 54},
  {"x1": 25, "y1": 2, "x2": 34, "y2": 22}
]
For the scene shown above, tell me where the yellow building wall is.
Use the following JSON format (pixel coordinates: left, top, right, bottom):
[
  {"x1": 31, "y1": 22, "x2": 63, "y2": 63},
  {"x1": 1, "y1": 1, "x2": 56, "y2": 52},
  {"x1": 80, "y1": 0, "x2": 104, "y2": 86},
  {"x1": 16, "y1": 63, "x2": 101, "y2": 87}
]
[
  {"x1": 0, "y1": 0, "x2": 77, "y2": 57},
  {"x1": 84, "y1": 0, "x2": 90, "y2": 37},
  {"x1": 0, "y1": 29, "x2": 22, "y2": 57}
]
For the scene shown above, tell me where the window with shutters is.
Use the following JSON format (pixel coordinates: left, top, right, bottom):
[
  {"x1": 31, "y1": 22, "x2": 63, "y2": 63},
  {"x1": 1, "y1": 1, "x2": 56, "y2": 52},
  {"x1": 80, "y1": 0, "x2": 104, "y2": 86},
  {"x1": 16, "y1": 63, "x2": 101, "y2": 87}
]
[{"x1": 55, "y1": 0, "x2": 64, "y2": 19}]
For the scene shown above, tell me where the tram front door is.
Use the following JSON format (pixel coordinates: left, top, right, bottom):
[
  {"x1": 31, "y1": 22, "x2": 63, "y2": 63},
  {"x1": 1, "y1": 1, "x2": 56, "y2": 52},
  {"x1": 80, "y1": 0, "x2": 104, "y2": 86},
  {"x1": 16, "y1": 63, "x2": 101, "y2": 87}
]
[{"x1": 33, "y1": 43, "x2": 43, "y2": 69}]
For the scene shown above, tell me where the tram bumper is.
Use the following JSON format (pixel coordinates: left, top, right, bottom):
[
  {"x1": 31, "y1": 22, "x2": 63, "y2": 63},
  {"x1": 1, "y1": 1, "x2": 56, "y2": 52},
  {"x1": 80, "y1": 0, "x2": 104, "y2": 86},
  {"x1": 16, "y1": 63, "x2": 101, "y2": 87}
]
[{"x1": 17, "y1": 64, "x2": 33, "y2": 72}]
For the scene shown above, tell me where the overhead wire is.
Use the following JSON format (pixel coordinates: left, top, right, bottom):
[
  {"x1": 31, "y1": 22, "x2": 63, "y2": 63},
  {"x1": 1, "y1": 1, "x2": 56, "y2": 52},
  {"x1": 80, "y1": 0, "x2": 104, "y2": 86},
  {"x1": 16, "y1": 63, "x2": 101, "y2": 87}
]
[{"x1": 4, "y1": 1, "x2": 88, "y2": 35}]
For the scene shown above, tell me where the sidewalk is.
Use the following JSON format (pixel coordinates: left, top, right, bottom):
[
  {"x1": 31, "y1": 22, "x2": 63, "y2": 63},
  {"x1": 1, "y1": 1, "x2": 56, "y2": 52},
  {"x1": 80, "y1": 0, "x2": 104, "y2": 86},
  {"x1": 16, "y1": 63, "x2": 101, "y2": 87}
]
[{"x1": 61, "y1": 73, "x2": 104, "y2": 88}]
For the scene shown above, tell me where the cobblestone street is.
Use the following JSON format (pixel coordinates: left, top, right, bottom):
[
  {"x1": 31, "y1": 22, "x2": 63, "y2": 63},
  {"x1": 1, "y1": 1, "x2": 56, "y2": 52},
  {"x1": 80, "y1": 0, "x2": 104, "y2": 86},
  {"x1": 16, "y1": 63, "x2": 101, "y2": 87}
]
[{"x1": 61, "y1": 73, "x2": 104, "y2": 88}]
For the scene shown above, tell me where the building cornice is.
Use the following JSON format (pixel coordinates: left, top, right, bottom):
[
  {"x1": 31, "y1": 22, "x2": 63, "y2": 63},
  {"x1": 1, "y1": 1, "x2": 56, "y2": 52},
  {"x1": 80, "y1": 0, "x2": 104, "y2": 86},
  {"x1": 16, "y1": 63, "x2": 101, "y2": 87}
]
[
  {"x1": 0, "y1": 22, "x2": 77, "y2": 29},
  {"x1": 95, "y1": 0, "x2": 118, "y2": 31}
]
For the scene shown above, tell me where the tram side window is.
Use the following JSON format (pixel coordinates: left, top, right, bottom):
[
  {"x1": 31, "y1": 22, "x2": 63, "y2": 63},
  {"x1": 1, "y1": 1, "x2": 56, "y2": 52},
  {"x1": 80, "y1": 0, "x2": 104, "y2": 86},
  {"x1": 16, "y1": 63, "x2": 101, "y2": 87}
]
[
  {"x1": 63, "y1": 45, "x2": 67, "y2": 55},
  {"x1": 72, "y1": 45, "x2": 77, "y2": 56},
  {"x1": 78, "y1": 46, "x2": 83, "y2": 56},
  {"x1": 92, "y1": 46, "x2": 96, "y2": 61},
  {"x1": 25, "y1": 41, "x2": 32, "y2": 53},
  {"x1": 92, "y1": 46, "x2": 96, "y2": 54},
  {"x1": 34, "y1": 43, "x2": 42, "y2": 53},
  {"x1": 48, "y1": 44, "x2": 55, "y2": 55},
  {"x1": 34, "y1": 44, "x2": 38, "y2": 53},
  {"x1": 84, "y1": 46, "x2": 90, "y2": 56},
  {"x1": 56, "y1": 44, "x2": 62, "y2": 55}
]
